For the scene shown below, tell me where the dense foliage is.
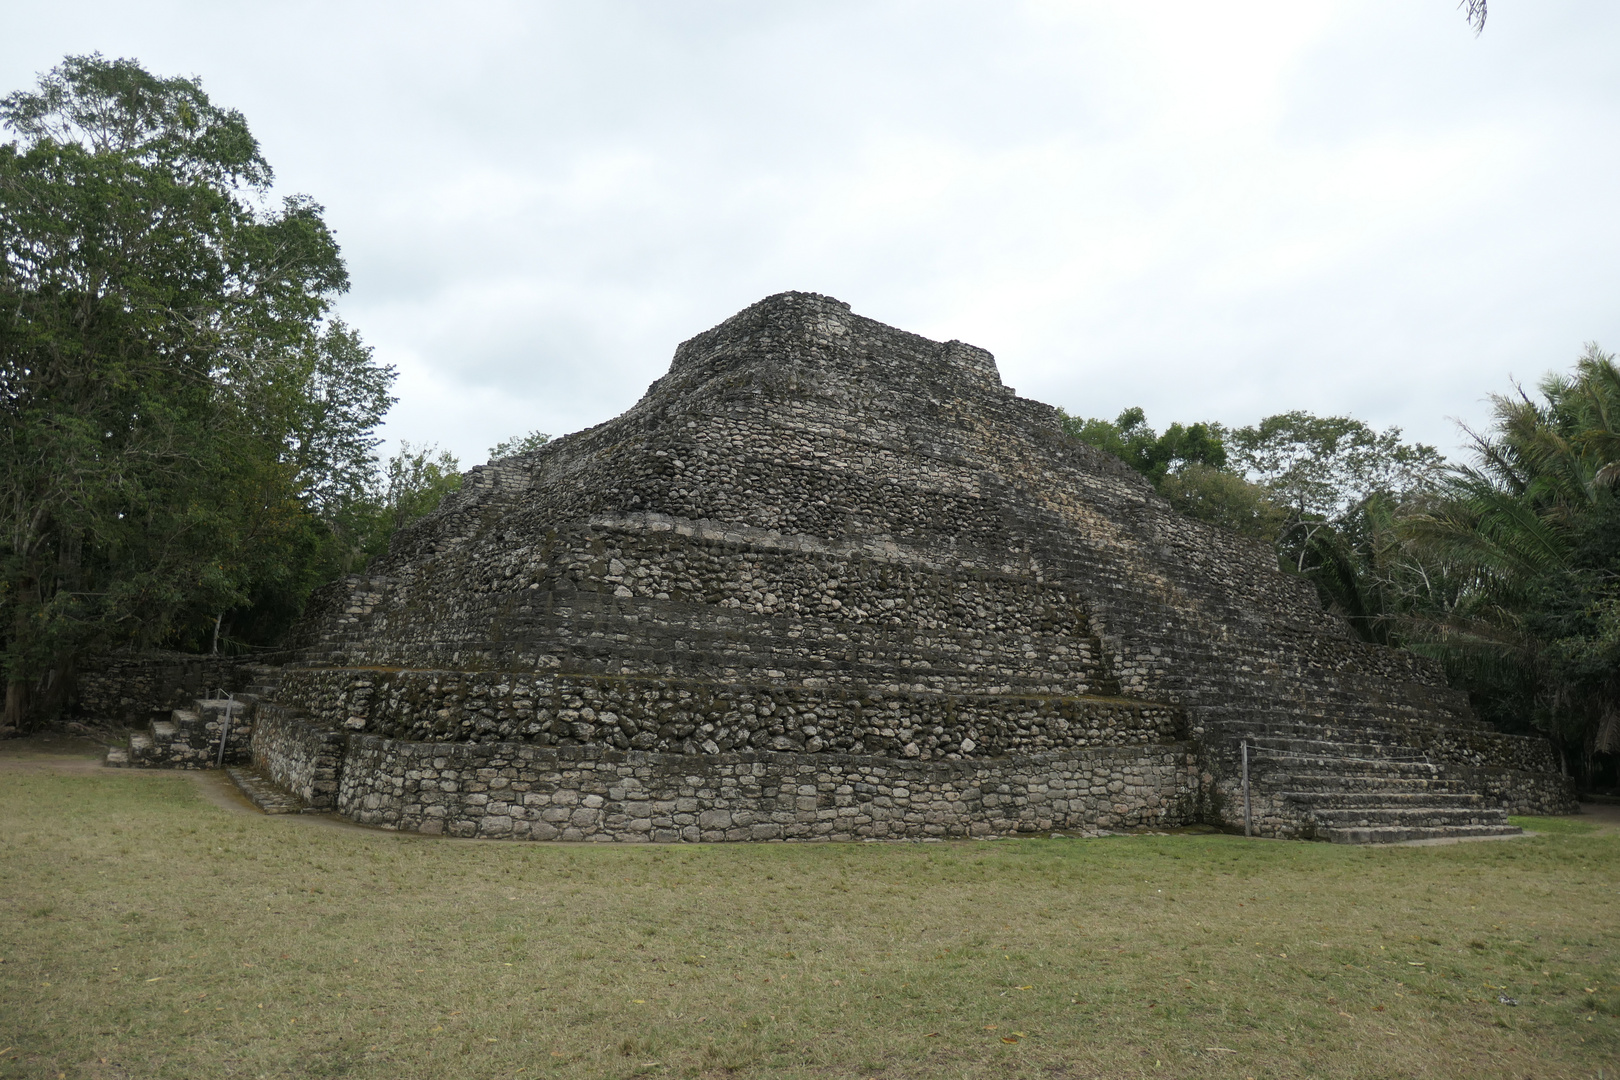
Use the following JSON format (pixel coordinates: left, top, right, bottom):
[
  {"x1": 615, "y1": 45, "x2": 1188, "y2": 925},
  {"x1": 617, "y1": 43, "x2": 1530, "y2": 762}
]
[
  {"x1": 0, "y1": 56, "x2": 402, "y2": 728},
  {"x1": 488, "y1": 429, "x2": 551, "y2": 462},
  {"x1": 1405, "y1": 350, "x2": 1620, "y2": 774},
  {"x1": 1064, "y1": 354, "x2": 1620, "y2": 787}
]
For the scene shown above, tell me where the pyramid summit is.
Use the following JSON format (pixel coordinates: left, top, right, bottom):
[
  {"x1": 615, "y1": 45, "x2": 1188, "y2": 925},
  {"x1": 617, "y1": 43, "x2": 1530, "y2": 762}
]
[{"x1": 214, "y1": 292, "x2": 1574, "y2": 840}]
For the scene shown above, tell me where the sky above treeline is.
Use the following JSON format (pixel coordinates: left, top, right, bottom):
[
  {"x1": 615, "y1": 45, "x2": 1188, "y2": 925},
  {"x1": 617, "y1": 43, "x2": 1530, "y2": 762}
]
[{"x1": 6, "y1": 2, "x2": 1620, "y2": 467}]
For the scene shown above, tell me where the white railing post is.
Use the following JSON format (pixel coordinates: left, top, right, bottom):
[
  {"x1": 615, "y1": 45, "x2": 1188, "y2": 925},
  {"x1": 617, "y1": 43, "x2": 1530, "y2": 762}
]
[
  {"x1": 215, "y1": 689, "x2": 235, "y2": 768},
  {"x1": 1242, "y1": 739, "x2": 1252, "y2": 838}
]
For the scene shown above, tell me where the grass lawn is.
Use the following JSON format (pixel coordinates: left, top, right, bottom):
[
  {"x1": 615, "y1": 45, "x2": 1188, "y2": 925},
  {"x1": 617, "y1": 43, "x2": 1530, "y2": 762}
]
[{"x1": 1, "y1": 740, "x2": 1615, "y2": 1079}]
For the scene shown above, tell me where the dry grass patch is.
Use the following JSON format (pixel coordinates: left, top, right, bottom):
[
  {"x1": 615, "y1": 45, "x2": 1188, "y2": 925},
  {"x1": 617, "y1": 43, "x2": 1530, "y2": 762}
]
[{"x1": 0, "y1": 745, "x2": 1615, "y2": 1079}]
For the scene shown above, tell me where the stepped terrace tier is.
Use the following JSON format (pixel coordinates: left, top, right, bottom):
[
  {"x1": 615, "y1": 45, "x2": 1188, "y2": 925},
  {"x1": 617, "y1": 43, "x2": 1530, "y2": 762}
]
[{"x1": 138, "y1": 291, "x2": 1574, "y2": 841}]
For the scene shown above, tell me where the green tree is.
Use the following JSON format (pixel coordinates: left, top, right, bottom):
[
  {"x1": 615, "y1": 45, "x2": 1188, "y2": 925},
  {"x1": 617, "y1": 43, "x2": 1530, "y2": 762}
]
[
  {"x1": 0, "y1": 55, "x2": 385, "y2": 727},
  {"x1": 1156, "y1": 464, "x2": 1288, "y2": 541},
  {"x1": 277, "y1": 321, "x2": 398, "y2": 522},
  {"x1": 381, "y1": 442, "x2": 463, "y2": 535},
  {"x1": 1404, "y1": 348, "x2": 1620, "y2": 778},
  {"x1": 1221, "y1": 413, "x2": 1449, "y2": 627},
  {"x1": 1226, "y1": 412, "x2": 1445, "y2": 521},
  {"x1": 1064, "y1": 404, "x2": 1456, "y2": 642},
  {"x1": 1059, "y1": 407, "x2": 1226, "y2": 485},
  {"x1": 487, "y1": 430, "x2": 550, "y2": 462},
  {"x1": 200, "y1": 320, "x2": 398, "y2": 651},
  {"x1": 269, "y1": 442, "x2": 463, "y2": 593},
  {"x1": 1061, "y1": 407, "x2": 1285, "y2": 538}
]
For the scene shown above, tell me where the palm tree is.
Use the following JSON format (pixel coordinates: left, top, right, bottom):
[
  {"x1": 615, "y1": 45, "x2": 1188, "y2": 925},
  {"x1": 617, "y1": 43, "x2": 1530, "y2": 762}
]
[{"x1": 1403, "y1": 348, "x2": 1620, "y2": 782}]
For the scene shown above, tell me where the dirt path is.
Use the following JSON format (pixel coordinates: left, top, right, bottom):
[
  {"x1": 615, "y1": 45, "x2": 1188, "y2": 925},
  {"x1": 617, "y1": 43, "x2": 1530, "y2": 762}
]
[
  {"x1": 1578, "y1": 799, "x2": 1620, "y2": 833},
  {"x1": 0, "y1": 733, "x2": 383, "y2": 836}
]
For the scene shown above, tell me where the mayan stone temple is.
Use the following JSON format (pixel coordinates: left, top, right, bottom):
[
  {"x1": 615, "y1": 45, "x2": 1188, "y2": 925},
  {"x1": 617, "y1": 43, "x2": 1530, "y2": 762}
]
[{"x1": 108, "y1": 292, "x2": 1577, "y2": 841}]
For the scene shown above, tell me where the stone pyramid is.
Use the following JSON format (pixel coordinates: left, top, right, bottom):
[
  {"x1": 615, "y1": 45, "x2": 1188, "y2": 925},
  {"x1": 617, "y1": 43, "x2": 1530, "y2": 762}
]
[{"x1": 255, "y1": 292, "x2": 1572, "y2": 841}]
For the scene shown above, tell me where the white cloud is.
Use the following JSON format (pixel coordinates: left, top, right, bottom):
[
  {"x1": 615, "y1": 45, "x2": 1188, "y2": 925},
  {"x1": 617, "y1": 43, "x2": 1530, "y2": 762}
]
[{"x1": 5, "y1": 0, "x2": 1619, "y2": 465}]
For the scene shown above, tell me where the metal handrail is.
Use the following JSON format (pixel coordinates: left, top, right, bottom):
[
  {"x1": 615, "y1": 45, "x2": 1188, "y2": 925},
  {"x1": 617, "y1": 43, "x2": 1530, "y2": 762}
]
[{"x1": 213, "y1": 688, "x2": 236, "y2": 767}]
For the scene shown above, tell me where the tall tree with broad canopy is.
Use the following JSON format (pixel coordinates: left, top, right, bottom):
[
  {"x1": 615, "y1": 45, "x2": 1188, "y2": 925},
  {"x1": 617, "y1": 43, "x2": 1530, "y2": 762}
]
[{"x1": 0, "y1": 55, "x2": 394, "y2": 729}]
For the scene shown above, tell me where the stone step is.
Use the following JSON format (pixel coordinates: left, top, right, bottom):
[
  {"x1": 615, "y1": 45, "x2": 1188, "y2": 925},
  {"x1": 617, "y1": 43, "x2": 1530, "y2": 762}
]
[
  {"x1": 1309, "y1": 806, "x2": 1508, "y2": 828},
  {"x1": 1239, "y1": 739, "x2": 1431, "y2": 763},
  {"x1": 124, "y1": 711, "x2": 232, "y2": 769},
  {"x1": 195, "y1": 695, "x2": 255, "y2": 718},
  {"x1": 1229, "y1": 725, "x2": 1426, "y2": 745},
  {"x1": 226, "y1": 767, "x2": 310, "y2": 815},
  {"x1": 242, "y1": 666, "x2": 284, "y2": 698},
  {"x1": 1220, "y1": 725, "x2": 1431, "y2": 748},
  {"x1": 1252, "y1": 758, "x2": 1443, "y2": 778},
  {"x1": 1318, "y1": 823, "x2": 1522, "y2": 845},
  {"x1": 1263, "y1": 772, "x2": 1468, "y2": 792},
  {"x1": 127, "y1": 731, "x2": 155, "y2": 762},
  {"x1": 191, "y1": 699, "x2": 253, "y2": 745},
  {"x1": 1218, "y1": 718, "x2": 1470, "y2": 744},
  {"x1": 104, "y1": 747, "x2": 129, "y2": 767},
  {"x1": 1282, "y1": 791, "x2": 1486, "y2": 809},
  {"x1": 1214, "y1": 714, "x2": 1426, "y2": 733},
  {"x1": 1210, "y1": 706, "x2": 1488, "y2": 732}
]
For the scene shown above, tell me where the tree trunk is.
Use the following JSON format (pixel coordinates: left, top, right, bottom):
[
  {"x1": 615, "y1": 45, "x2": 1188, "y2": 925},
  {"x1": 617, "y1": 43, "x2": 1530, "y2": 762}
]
[
  {"x1": 3, "y1": 677, "x2": 26, "y2": 732},
  {"x1": 6, "y1": 593, "x2": 35, "y2": 731}
]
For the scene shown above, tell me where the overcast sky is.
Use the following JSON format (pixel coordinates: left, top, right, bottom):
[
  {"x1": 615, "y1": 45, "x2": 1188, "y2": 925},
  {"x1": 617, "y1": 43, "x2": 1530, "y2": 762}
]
[{"x1": 7, "y1": 2, "x2": 1620, "y2": 466}]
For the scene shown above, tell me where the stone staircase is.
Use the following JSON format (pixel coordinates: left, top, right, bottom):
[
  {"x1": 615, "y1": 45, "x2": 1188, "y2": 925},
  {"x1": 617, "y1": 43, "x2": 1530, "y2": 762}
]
[
  {"x1": 225, "y1": 765, "x2": 311, "y2": 814},
  {"x1": 103, "y1": 666, "x2": 314, "y2": 815},
  {"x1": 1212, "y1": 718, "x2": 1522, "y2": 843},
  {"x1": 104, "y1": 694, "x2": 257, "y2": 769},
  {"x1": 241, "y1": 662, "x2": 285, "y2": 702}
]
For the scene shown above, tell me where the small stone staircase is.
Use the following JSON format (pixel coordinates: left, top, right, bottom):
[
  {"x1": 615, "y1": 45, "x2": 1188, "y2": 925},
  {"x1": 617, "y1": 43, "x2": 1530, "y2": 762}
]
[
  {"x1": 104, "y1": 694, "x2": 256, "y2": 770},
  {"x1": 241, "y1": 663, "x2": 285, "y2": 702},
  {"x1": 103, "y1": 667, "x2": 314, "y2": 815},
  {"x1": 1213, "y1": 718, "x2": 1522, "y2": 844},
  {"x1": 225, "y1": 765, "x2": 310, "y2": 814}
]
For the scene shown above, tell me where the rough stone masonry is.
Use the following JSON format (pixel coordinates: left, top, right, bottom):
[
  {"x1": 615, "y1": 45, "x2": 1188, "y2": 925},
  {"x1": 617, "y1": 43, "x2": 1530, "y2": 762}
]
[{"x1": 245, "y1": 291, "x2": 1573, "y2": 841}]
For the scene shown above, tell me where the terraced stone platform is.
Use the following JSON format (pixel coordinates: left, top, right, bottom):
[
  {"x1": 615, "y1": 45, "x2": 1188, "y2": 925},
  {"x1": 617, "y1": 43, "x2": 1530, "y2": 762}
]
[{"x1": 102, "y1": 292, "x2": 1577, "y2": 841}]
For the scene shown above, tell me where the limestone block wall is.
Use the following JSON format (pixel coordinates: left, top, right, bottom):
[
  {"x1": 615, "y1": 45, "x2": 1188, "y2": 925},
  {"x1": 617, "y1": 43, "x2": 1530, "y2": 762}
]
[
  {"x1": 73, "y1": 652, "x2": 255, "y2": 725},
  {"x1": 334, "y1": 738, "x2": 1198, "y2": 841},
  {"x1": 305, "y1": 517, "x2": 1120, "y2": 696},
  {"x1": 276, "y1": 666, "x2": 1182, "y2": 761},
  {"x1": 250, "y1": 704, "x2": 345, "y2": 810},
  {"x1": 1414, "y1": 727, "x2": 1563, "y2": 774},
  {"x1": 1450, "y1": 765, "x2": 1580, "y2": 816}
]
